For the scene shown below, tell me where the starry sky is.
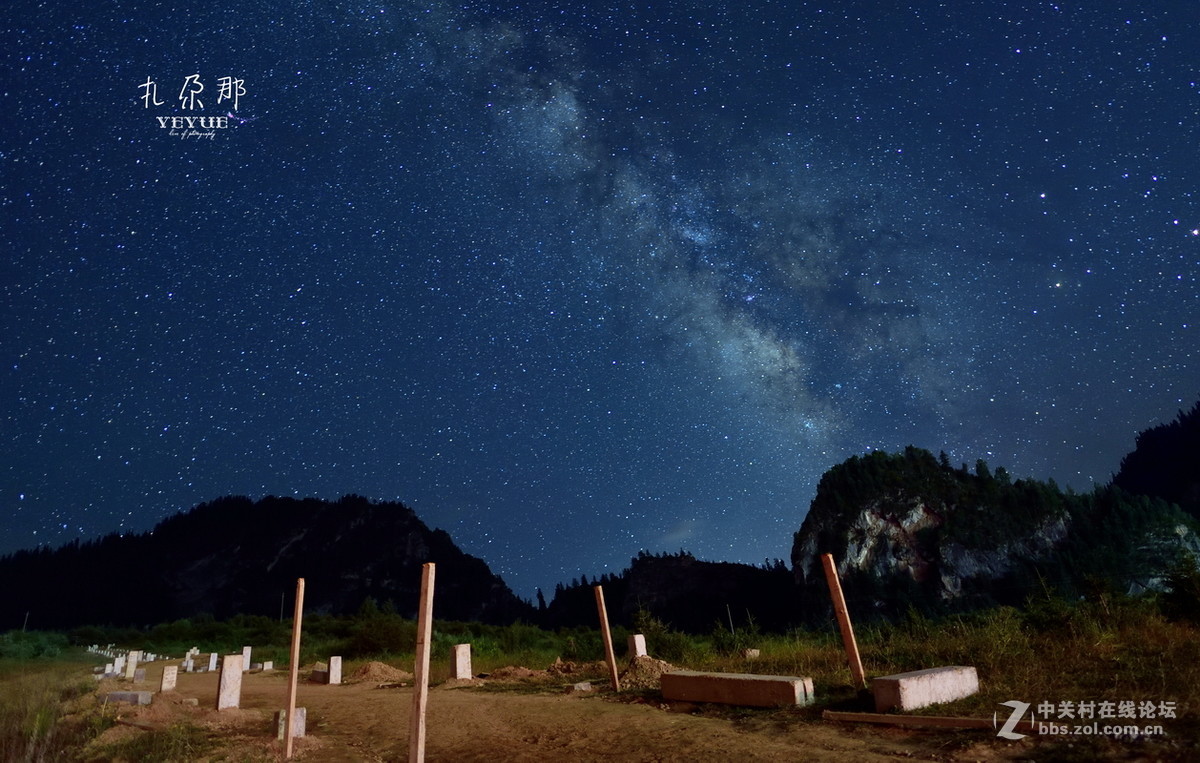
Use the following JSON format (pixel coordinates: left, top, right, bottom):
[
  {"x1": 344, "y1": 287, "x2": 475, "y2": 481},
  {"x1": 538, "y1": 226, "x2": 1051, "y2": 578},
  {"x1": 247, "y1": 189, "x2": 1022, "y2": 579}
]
[{"x1": 2, "y1": 1, "x2": 1197, "y2": 600}]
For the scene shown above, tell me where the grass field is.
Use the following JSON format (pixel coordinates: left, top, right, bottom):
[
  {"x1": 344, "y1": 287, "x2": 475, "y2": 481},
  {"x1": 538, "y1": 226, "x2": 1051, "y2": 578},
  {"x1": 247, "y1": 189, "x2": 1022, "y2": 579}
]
[{"x1": 2, "y1": 592, "x2": 1196, "y2": 760}]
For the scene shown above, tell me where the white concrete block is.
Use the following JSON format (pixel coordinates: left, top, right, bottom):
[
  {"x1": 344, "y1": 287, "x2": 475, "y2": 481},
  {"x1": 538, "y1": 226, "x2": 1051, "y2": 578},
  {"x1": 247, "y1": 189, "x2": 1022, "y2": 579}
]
[
  {"x1": 216, "y1": 654, "x2": 244, "y2": 710},
  {"x1": 451, "y1": 644, "x2": 472, "y2": 679},
  {"x1": 275, "y1": 707, "x2": 306, "y2": 739},
  {"x1": 872, "y1": 666, "x2": 979, "y2": 712},
  {"x1": 627, "y1": 634, "x2": 648, "y2": 657},
  {"x1": 123, "y1": 651, "x2": 140, "y2": 681}
]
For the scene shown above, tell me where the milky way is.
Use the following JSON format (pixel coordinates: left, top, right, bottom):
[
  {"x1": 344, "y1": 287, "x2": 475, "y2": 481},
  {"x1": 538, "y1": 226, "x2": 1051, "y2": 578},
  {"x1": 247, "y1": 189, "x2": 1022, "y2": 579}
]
[{"x1": 2, "y1": 1, "x2": 1196, "y2": 598}]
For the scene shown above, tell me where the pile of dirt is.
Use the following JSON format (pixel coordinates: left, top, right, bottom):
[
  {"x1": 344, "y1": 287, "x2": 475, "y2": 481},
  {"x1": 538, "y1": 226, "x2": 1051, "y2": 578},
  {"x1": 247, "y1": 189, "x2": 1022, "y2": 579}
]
[
  {"x1": 347, "y1": 661, "x2": 414, "y2": 684},
  {"x1": 487, "y1": 665, "x2": 546, "y2": 679},
  {"x1": 618, "y1": 656, "x2": 677, "y2": 690},
  {"x1": 546, "y1": 657, "x2": 606, "y2": 676}
]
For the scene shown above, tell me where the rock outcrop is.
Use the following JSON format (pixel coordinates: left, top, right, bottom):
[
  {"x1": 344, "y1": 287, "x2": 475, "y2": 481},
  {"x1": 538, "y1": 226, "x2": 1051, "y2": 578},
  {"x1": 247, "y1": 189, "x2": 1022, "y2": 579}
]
[{"x1": 791, "y1": 447, "x2": 1197, "y2": 620}]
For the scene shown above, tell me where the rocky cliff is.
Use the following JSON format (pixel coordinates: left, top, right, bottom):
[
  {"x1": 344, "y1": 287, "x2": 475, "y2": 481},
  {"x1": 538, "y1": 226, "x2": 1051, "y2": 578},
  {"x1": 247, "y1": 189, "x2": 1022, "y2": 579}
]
[{"x1": 791, "y1": 447, "x2": 1198, "y2": 620}]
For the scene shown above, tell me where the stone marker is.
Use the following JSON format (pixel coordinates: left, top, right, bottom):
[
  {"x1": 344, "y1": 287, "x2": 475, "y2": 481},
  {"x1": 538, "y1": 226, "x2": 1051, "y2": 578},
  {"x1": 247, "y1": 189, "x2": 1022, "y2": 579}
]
[
  {"x1": 104, "y1": 663, "x2": 114, "y2": 675},
  {"x1": 566, "y1": 681, "x2": 594, "y2": 693},
  {"x1": 451, "y1": 644, "x2": 472, "y2": 679},
  {"x1": 328, "y1": 655, "x2": 342, "y2": 685},
  {"x1": 123, "y1": 651, "x2": 140, "y2": 681},
  {"x1": 262, "y1": 661, "x2": 273, "y2": 671},
  {"x1": 309, "y1": 660, "x2": 328, "y2": 683},
  {"x1": 627, "y1": 634, "x2": 648, "y2": 658},
  {"x1": 872, "y1": 666, "x2": 979, "y2": 713},
  {"x1": 183, "y1": 657, "x2": 194, "y2": 673},
  {"x1": 160, "y1": 665, "x2": 178, "y2": 692},
  {"x1": 113, "y1": 655, "x2": 125, "y2": 674},
  {"x1": 740, "y1": 648, "x2": 761, "y2": 659},
  {"x1": 106, "y1": 691, "x2": 152, "y2": 706},
  {"x1": 133, "y1": 668, "x2": 146, "y2": 683},
  {"x1": 208, "y1": 653, "x2": 218, "y2": 672},
  {"x1": 242, "y1": 646, "x2": 252, "y2": 672},
  {"x1": 660, "y1": 670, "x2": 815, "y2": 708},
  {"x1": 216, "y1": 654, "x2": 244, "y2": 710},
  {"x1": 274, "y1": 707, "x2": 306, "y2": 739}
]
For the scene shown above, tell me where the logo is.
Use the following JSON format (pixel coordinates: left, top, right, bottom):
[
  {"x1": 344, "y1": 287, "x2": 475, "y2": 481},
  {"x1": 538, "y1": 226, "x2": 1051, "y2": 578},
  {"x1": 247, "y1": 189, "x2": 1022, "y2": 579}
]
[
  {"x1": 994, "y1": 700, "x2": 1031, "y2": 740},
  {"x1": 995, "y1": 699, "x2": 1176, "y2": 740},
  {"x1": 138, "y1": 74, "x2": 252, "y2": 139}
]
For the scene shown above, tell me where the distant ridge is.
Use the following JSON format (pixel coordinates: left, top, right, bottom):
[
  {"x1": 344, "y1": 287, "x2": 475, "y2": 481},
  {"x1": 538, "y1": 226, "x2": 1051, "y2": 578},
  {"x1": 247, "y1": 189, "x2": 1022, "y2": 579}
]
[{"x1": 0, "y1": 494, "x2": 533, "y2": 630}]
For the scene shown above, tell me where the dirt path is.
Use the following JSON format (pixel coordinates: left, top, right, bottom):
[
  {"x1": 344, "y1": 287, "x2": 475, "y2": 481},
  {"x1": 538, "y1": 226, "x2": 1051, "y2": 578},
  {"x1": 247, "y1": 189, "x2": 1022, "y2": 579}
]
[{"x1": 85, "y1": 662, "x2": 1035, "y2": 761}]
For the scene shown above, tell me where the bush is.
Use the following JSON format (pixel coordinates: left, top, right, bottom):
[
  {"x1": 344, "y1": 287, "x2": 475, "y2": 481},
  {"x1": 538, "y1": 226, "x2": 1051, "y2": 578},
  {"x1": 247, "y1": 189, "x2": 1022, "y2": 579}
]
[
  {"x1": 1161, "y1": 557, "x2": 1200, "y2": 624},
  {"x1": 0, "y1": 631, "x2": 69, "y2": 660},
  {"x1": 631, "y1": 607, "x2": 692, "y2": 662}
]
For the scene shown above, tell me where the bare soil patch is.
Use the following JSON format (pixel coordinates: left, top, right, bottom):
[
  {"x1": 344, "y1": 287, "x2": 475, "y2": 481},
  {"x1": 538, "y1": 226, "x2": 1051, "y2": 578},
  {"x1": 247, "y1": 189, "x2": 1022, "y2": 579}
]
[{"x1": 67, "y1": 660, "x2": 1192, "y2": 761}]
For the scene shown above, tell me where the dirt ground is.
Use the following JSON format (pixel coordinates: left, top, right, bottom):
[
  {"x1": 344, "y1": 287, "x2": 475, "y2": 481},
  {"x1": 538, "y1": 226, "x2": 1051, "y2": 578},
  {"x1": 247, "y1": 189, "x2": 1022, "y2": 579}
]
[{"x1": 80, "y1": 660, "x2": 1180, "y2": 762}]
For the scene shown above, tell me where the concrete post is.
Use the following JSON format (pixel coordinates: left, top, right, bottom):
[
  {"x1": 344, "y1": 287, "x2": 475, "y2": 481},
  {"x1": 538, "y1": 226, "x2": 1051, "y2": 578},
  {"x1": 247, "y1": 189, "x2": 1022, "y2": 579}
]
[
  {"x1": 627, "y1": 634, "x2": 648, "y2": 658},
  {"x1": 216, "y1": 654, "x2": 244, "y2": 710},
  {"x1": 160, "y1": 665, "x2": 178, "y2": 692},
  {"x1": 451, "y1": 644, "x2": 472, "y2": 679}
]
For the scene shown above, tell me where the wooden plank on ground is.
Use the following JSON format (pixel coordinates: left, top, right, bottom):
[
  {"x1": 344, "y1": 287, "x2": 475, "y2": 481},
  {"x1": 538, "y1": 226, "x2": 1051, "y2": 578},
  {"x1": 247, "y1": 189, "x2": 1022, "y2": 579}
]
[{"x1": 823, "y1": 710, "x2": 1039, "y2": 734}]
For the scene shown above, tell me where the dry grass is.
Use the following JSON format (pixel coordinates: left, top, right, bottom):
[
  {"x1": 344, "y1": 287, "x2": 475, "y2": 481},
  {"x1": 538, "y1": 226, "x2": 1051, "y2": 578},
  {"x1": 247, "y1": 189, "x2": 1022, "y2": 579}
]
[{"x1": 0, "y1": 659, "x2": 113, "y2": 762}]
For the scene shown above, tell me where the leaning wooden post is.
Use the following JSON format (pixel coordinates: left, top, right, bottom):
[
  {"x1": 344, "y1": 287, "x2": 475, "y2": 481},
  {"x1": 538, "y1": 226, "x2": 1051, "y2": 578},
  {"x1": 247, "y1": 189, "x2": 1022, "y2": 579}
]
[
  {"x1": 284, "y1": 577, "x2": 305, "y2": 759},
  {"x1": 409, "y1": 563, "x2": 436, "y2": 763},
  {"x1": 593, "y1": 585, "x2": 620, "y2": 693},
  {"x1": 821, "y1": 553, "x2": 866, "y2": 689}
]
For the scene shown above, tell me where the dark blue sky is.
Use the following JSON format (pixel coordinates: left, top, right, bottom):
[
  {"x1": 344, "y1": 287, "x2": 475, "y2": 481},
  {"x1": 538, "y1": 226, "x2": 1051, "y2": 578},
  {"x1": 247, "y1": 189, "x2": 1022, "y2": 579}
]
[{"x1": 3, "y1": 1, "x2": 1196, "y2": 599}]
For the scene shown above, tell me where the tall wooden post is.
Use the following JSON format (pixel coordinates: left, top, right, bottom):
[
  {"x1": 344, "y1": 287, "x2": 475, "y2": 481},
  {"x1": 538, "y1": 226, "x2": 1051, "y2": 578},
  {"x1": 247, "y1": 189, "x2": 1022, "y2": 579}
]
[
  {"x1": 284, "y1": 577, "x2": 305, "y2": 759},
  {"x1": 821, "y1": 553, "x2": 866, "y2": 689},
  {"x1": 593, "y1": 585, "x2": 620, "y2": 693},
  {"x1": 410, "y1": 563, "x2": 436, "y2": 763}
]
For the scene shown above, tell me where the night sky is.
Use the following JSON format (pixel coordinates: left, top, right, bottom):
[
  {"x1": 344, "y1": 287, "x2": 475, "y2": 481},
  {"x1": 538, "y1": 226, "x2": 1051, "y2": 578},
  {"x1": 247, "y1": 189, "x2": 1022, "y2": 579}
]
[{"x1": 3, "y1": 1, "x2": 1197, "y2": 599}]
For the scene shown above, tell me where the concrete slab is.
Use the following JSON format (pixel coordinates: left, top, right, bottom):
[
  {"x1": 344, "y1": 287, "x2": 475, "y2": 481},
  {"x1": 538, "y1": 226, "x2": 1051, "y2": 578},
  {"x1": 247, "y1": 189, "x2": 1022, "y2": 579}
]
[
  {"x1": 872, "y1": 666, "x2": 979, "y2": 712},
  {"x1": 106, "y1": 691, "x2": 152, "y2": 706},
  {"x1": 660, "y1": 670, "x2": 814, "y2": 708}
]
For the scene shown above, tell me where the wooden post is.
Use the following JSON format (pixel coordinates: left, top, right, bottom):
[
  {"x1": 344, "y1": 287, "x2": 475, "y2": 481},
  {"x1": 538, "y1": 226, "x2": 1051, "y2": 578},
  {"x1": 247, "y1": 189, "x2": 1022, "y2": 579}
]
[
  {"x1": 821, "y1": 553, "x2": 866, "y2": 689},
  {"x1": 409, "y1": 563, "x2": 435, "y2": 763},
  {"x1": 284, "y1": 577, "x2": 305, "y2": 759},
  {"x1": 593, "y1": 585, "x2": 620, "y2": 693}
]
